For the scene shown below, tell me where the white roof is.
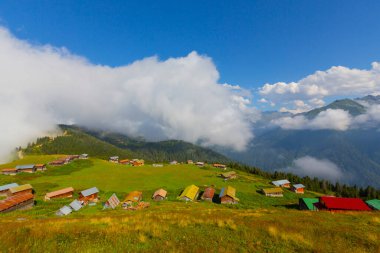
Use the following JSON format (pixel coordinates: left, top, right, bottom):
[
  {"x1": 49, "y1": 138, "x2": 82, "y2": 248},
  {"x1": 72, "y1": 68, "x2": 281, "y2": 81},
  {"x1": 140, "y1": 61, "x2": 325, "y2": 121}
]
[
  {"x1": 293, "y1": 184, "x2": 305, "y2": 189},
  {"x1": 80, "y1": 187, "x2": 99, "y2": 197},
  {"x1": 272, "y1": 179, "x2": 290, "y2": 186},
  {"x1": 59, "y1": 206, "x2": 72, "y2": 215},
  {"x1": 69, "y1": 200, "x2": 82, "y2": 211},
  {"x1": 0, "y1": 183, "x2": 19, "y2": 191}
]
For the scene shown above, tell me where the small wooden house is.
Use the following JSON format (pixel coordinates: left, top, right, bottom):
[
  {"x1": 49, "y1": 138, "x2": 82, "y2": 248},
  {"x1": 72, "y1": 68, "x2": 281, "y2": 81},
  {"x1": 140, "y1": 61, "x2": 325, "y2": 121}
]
[
  {"x1": 104, "y1": 193, "x2": 121, "y2": 209},
  {"x1": 187, "y1": 160, "x2": 194, "y2": 164},
  {"x1": 8, "y1": 184, "x2": 33, "y2": 197},
  {"x1": 220, "y1": 171, "x2": 237, "y2": 180},
  {"x1": 213, "y1": 163, "x2": 226, "y2": 169},
  {"x1": 291, "y1": 184, "x2": 305, "y2": 194},
  {"x1": 122, "y1": 191, "x2": 143, "y2": 207},
  {"x1": 219, "y1": 186, "x2": 239, "y2": 204},
  {"x1": 0, "y1": 192, "x2": 34, "y2": 213},
  {"x1": 131, "y1": 159, "x2": 144, "y2": 166},
  {"x1": 80, "y1": 154, "x2": 89, "y2": 159},
  {"x1": 299, "y1": 198, "x2": 319, "y2": 211},
  {"x1": 49, "y1": 160, "x2": 65, "y2": 166},
  {"x1": 262, "y1": 187, "x2": 283, "y2": 197},
  {"x1": 78, "y1": 187, "x2": 99, "y2": 204},
  {"x1": 119, "y1": 159, "x2": 130, "y2": 165},
  {"x1": 56, "y1": 206, "x2": 72, "y2": 216},
  {"x1": 69, "y1": 199, "x2": 83, "y2": 211},
  {"x1": 0, "y1": 183, "x2": 19, "y2": 196},
  {"x1": 1, "y1": 168, "x2": 17, "y2": 175},
  {"x1": 319, "y1": 196, "x2": 372, "y2": 211},
  {"x1": 195, "y1": 162, "x2": 205, "y2": 167},
  {"x1": 16, "y1": 164, "x2": 36, "y2": 173},
  {"x1": 152, "y1": 164, "x2": 163, "y2": 167},
  {"x1": 201, "y1": 187, "x2": 215, "y2": 201},
  {"x1": 366, "y1": 199, "x2": 380, "y2": 211},
  {"x1": 170, "y1": 160, "x2": 178, "y2": 165},
  {"x1": 152, "y1": 189, "x2": 167, "y2": 201},
  {"x1": 272, "y1": 179, "x2": 291, "y2": 188},
  {"x1": 35, "y1": 164, "x2": 47, "y2": 171},
  {"x1": 44, "y1": 187, "x2": 74, "y2": 201},
  {"x1": 109, "y1": 156, "x2": 119, "y2": 163},
  {"x1": 178, "y1": 185, "x2": 199, "y2": 201}
]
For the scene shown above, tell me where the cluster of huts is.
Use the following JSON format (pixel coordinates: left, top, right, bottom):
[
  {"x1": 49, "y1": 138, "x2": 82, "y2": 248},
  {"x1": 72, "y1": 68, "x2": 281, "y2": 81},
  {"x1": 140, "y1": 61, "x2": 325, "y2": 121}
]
[
  {"x1": 49, "y1": 154, "x2": 88, "y2": 166},
  {"x1": 2, "y1": 164, "x2": 46, "y2": 175},
  {"x1": 109, "y1": 156, "x2": 145, "y2": 166},
  {"x1": 261, "y1": 180, "x2": 305, "y2": 197},
  {"x1": 1, "y1": 154, "x2": 89, "y2": 176},
  {"x1": 0, "y1": 183, "x2": 34, "y2": 213}
]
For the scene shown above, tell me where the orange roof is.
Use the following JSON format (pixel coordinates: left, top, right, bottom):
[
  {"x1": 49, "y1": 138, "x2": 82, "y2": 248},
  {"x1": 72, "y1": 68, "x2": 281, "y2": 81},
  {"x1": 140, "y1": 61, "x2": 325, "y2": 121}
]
[
  {"x1": 35, "y1": 164, "x2": 46, "y2": 167},
  {"x1": 153, "y1": 189, "x2": 167, "y2": 198},
  {"x1": 45, "y1": 187, "x2": 74, "y2": 198},
  {"x1": 119, "y1": 159, "x2": 129, "y2": 163},
  {"x1": 0, "y1": 193, "x2": 34, "y2": 212},
  {"x1": 2, "y1": 168, "x2": 17, "y2": 172}
]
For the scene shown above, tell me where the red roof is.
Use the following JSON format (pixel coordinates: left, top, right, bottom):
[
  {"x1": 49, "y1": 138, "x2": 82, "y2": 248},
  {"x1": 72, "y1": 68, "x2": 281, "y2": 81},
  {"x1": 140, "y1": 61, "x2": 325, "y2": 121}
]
[
  {"x1": 0, "y1": 193, "x2": 34, "y2": 212},
  {"x1": 202, "y1": 187, "x2": 215, "y2": 199},
  {"x1": 320, "y1": 196, "x2": 371, "y2": 211}
]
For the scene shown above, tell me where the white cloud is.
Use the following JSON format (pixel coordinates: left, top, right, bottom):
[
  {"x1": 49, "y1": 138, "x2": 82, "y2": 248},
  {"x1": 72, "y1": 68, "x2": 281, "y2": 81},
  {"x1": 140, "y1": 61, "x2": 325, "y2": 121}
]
[
  {"x1": 273, "y1": 109, "x2": 352, "y2": 131},
  {"x1": 259, "y1": 63, "x2": 380, "y2": 110},
  {"x1": 285, "y1": 156, "x2": 344, "y2": 181},
  {"x1": 0, "y1": 27, "x2": 256, "y2": 162}
]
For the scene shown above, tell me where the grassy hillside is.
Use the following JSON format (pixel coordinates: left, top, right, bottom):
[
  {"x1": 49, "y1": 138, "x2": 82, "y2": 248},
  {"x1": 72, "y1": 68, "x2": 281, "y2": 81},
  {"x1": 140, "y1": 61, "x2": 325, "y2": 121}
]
[
  {"x1": 24, "y1": 124, "x2": 229, "y2": 163},
  {"x1": 0, "y1": 156, "x2": 379, "y2": 252}
]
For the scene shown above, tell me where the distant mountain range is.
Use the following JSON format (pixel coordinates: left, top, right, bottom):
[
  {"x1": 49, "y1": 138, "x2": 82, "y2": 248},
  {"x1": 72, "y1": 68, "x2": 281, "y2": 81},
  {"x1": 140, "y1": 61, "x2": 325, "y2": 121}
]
[
  {"x1": 24, "y1": 124, "x2": 230, "y2": 163},
  {"x1": 221, "y1": 95, "x2": 380, "y2": 188}
]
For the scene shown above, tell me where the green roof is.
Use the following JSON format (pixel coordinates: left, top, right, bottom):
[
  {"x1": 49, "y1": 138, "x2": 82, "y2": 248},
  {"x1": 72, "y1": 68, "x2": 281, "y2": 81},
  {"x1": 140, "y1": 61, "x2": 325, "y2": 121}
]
[
  {"x1": 300, "y1": 198, "x2": 319, "y2": 210},
  {"x1": 366, "y1": 199, "x2": 380, "y2": 210}
]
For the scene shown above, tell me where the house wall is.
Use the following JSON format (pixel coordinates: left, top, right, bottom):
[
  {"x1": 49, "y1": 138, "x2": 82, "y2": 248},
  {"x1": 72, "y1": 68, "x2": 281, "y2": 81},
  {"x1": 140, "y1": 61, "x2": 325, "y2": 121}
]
[
  {"x1": 8, "y1": 189, "x2": 33, "y2": 197},
  {"x1": 221, "y1": 196, "x2": 238, "y2": 204},
  {"x1": 79, "y1": 193, "x2": 98, "y2": 203},
  {"x1": 0, "y1": 199, "x2": 34, "y2": 213}
]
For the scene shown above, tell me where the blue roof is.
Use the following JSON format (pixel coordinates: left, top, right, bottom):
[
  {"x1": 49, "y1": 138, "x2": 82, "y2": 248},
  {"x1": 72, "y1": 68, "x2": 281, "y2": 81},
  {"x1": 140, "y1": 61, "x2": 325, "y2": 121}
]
[
  {"x1": 219, "y1": 187, "x2": 226, "y2": 198},
  {"x1": 16, "y1": 164, "x2": 35, "y2": 170},
  {"x1": 293, "y1": 184, "x2": 305, "y2": 189},
  {"x1": 59, "y1": 206, "x2": 72, "y2": 215},
  {"x1": 80, "y1": 187, "x2": 99, "y2": 197},
  {"x1": 0, "y1": 183, "x2": 19, "y2": 191},
  {"x1": 272, "y1": 179, "x2": 290, "y2": 186},
  {"x1": 69, "y1": 200, "x2": 82, "y2": 211}
]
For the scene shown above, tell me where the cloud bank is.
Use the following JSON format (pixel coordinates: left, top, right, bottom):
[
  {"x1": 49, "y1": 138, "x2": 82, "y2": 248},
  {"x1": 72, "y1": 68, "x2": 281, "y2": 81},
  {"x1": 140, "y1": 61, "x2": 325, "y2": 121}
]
[
  {"x1": 272, "y1": 105, "x2": 380, "y2": 131},
  {"x1": 0, "y1": 27, "x2": 256, "y2": 162},
  {"x1": 285, "y1": 156, "x2": 344, "y2": 181},
  {"x1": 259, "y1": 63, "x2": 380, "y2": 112}
]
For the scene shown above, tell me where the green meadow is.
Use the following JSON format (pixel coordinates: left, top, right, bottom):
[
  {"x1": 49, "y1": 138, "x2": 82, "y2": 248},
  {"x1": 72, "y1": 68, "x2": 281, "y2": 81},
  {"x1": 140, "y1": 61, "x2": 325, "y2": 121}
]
[{"x1": 0, "y1": 156, "x2": 379, "y2": 252}]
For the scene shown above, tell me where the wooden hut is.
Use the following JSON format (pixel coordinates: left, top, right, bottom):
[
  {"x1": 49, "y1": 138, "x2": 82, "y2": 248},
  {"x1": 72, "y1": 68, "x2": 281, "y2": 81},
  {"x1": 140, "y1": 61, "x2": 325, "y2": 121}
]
[
  {"x1": 122, "y1": 191, "x2": 143, "y2": 207},
  {"x1": 201, "y1": 187, "x2": 215, "y2": 201},
  {"x1": 69, "y1": 199, "x2": 83, "y2": 211},
  {"x1": 319, "y1": 196, "x2": 372, "y2": 211},
  {"x1": 272, "y1": 179, "x2": 291, "y2": 188},
  {"x1": 131, "y1": 159, "x2": 144, "y2": 166},
  {"x1": 79, "y1": 154, "x2": 89, "y2": 159},
  {"x1": 35, "y1": 164, "x2": 47, "y2": 171},
  {"x1": 170, "y1": 161, "x2": 178, "y2": 165},
  {"x1": 104, "y1": 193, "x2": 120, "y2": 209},
  {"x1": 56, "y1": 206, "x2": 73, "y2": 216},
  {"x1": 195, "y1": 162, "x2": 205, "y2": 167},
  {"x1": 44, "y1": 187, "x2": 74, "y2": 201},
  {"x1": 220, "y1": 171, "x2": 237, "y2": 180},
  {"x1": 109, "y1": 156, "x2": 119, "y2": 163},
  {"x1": 0, "y1": 192, "x2": 34, "y2": 213},
  {"x1": 187, "y1": 160, "x2": 193, "y2": 164},
  {"x1": 16, "y1": 164, "x2": 36, "y2": 173},
  {"x1": 291, "y1": 184, "x2": 305, "y2": 194},
  {"x1": 219, "y1": 186, "x2": 239, "y2": 204},
  {"x1": 0, "y1": 183, "x2": 19, "y2": 196},
  {"x1": 152, "y1": 189, "x2": 167, "y2": 201},
  {"x1": 7, "y1": 184, "x2": 33, "y2": 197},
  {"x1": 1, "y1": 168, "x2": 17, "y2": 175},
  {"x1": 78, "y1": 187, "x2": 99, "y2": 204},
  {"x1": 213, "y1": 163, "x2": 226, "y2": 169},
  {"x1": 178, "y1": 185, "x2": 199, "y2": 201},
  {"x1": 119, "y1": 159, "x2": 130, "y2": 165},
  {"x1": 299, "y1": 198, "x2": 319, "y2": 210},
  {"x1": 262, "y1": 187, "x2": 283, "y2": 197},
  {"x1": 49, "y1": 160, "x2": 65, "y2": 166}
]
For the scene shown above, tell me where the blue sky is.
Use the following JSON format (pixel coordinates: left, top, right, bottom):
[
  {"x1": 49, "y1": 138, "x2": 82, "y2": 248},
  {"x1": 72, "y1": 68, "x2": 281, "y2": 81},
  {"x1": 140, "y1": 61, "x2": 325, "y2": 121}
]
[{"x1": 1, "y1": 0, "x2": 380, "y2": 89}]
